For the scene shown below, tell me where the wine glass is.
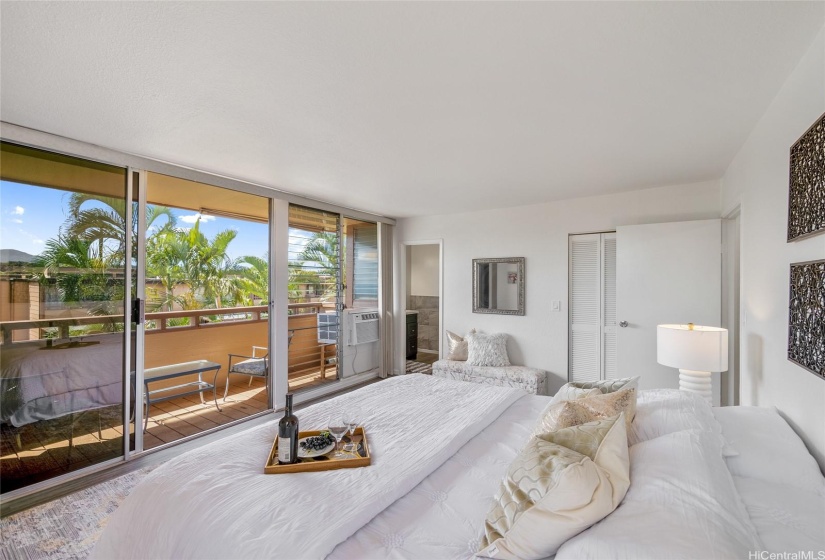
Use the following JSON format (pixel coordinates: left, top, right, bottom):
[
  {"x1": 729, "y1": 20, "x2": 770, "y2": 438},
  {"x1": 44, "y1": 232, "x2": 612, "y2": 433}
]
[
  {"x1": 342, "y1": 406, "x2": 362, "y2": 453},
  {"x1": 327, "y1": 416, "x2": 349, "y2": 459}
]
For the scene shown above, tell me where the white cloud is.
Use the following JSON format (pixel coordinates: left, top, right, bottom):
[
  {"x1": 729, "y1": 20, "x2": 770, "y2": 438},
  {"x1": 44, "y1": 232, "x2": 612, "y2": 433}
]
[
  {"x1": 12, "y1": 218, "x2": 22, "y2": 224},
  {"x1": 179, "y1": 213, "x2": 216, "y2": 224},
  {"x1": 12, "y1": 206, "x2": 24, "y2": 215}
]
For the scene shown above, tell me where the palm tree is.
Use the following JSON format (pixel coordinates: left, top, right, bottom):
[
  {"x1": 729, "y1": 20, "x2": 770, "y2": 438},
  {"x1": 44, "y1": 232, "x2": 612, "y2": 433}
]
[
  {"x1": 60, "y1": 195, "x2": 252, "y2": 311},
  {"x1": 33, "y1": 235, "x2": 111, "y2": 304},
  {"x1": 291, "y1": 231, "x2": 340, "y2": 302},
  {"x1": 181, "y1": 220, "x2": 244, "y2": 308},
  {"x1": 145, "y1": 219, "x2": 246, "y2": 310},
  {"x1": 238, "y1": 255, "x2": 269, "y2": 305},
  {"x1": 145, "y1": 228, "x2": 190, "y2": 311},
  {"x1": 65, "y1": 193, "x2": 176, "y2": 263}
]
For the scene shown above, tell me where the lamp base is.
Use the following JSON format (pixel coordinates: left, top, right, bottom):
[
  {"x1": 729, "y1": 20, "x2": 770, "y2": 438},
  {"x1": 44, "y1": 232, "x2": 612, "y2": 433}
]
[{"x1": 678, "y1": 369, "x2": 712, "y2": 405}]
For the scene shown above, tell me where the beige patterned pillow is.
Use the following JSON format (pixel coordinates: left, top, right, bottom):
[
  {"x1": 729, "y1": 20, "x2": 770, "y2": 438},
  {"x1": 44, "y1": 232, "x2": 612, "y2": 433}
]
[
  {"x1": 446, "y1": 330, "x2": 474, "y2": 361},
  {"x1": 568, "y1": 376, "x2": 640, "y2": 394},
  {"x1": 479, "y1": 414, "x2": 630, "y2": 559},
  {"x1": 532, "y1": 388, "x2": 637, "y2": 437},
  {"x1": 549, "y1": 384, "x2": 601, "y2": 405}
]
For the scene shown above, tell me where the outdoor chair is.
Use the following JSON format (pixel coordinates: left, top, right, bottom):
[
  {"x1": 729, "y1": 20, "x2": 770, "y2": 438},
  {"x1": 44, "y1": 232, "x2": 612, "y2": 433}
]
[{"x1": 224, "y1": 331, "x2": 293, "y2": 401}]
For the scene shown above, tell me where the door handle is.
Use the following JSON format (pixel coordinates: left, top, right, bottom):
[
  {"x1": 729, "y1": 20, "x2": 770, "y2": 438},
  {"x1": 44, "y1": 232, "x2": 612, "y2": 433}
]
[
  {"x1": 131, "y1": 298, "x2": 145, "y2": 324},
  {"x1": 619, "y1": 321, "x2": 628, "y2": 328}
]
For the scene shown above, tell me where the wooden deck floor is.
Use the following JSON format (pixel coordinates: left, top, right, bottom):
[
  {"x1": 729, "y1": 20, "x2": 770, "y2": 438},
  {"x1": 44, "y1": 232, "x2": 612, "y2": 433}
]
[{"x1": 0, "y1": 368, "x2": 339, "y2": 493}]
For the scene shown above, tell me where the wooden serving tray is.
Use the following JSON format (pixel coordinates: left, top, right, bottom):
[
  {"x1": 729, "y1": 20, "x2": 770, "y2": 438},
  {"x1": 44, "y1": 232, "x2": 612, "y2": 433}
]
[{"x1": 264, "y1": 427, "x2": 371, "y2": 474}]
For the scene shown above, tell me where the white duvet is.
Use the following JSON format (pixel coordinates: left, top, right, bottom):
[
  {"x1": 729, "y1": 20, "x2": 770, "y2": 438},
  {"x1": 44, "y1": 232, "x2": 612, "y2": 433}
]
[
  {"x1": 91, "y1": 375, "x2": 523, "y2": 560},
  {"x1": 93, "y1": 377, "x2": 784, "y2": 560},
  {"x1": 332, "y1": 388, "x2": 763, "y2": 560}
]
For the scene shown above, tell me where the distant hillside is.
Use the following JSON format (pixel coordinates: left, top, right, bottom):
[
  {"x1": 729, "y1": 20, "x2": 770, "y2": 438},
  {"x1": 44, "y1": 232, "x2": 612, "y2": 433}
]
[{"x1": 0, "y1": 249, "x2": 37, "y2": 263}]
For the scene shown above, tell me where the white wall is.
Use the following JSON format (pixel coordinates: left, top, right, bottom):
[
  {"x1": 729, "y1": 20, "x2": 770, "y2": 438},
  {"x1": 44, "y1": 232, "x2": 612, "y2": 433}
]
[
  {"x1": 395, "y1": 180, "x2": 721, "y2": 392},
  {"x1": 721, "y1": 26, "x2": 825, "y2": 469},
  {"x1": 409, "y1": 244, "x2": 440, "y2": 297}
]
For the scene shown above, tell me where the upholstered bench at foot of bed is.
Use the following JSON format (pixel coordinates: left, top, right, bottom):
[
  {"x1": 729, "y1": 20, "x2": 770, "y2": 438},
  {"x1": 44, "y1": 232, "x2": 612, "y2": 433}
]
[{"x1": 432, "y1": 360, "x2": 548, "y2": 395}]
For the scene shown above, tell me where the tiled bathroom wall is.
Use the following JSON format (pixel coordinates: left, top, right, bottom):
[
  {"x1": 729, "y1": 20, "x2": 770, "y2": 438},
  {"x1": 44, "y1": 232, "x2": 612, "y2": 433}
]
[{"x1": 408, "y1": 295, "x2": 439, "y2": 352}]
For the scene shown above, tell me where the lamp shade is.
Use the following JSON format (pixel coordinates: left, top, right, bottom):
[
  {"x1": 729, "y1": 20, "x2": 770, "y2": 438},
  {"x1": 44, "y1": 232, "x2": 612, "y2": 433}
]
[{"x1": 657, "y1": 324, "x2": 728, "y2": 372}]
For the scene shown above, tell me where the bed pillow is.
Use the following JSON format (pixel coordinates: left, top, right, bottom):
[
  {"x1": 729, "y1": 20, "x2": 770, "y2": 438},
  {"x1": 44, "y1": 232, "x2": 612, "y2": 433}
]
[
  {"x1": 550, "y1": 384, "x2": 602, "y2": 405},
  {"x1": 567, "y1": 376, "x2": 639, "y2": 394},
  {"x1": 466, "y1": 332, "x2": 510, "y2": 367},
  {"x1": 630, "y1": 388, "x2": 721, "y2": 445},
  {"x1": 446, "y1": 329, "x2": 475, "y2": 361},
  {"x1": 478, "y1": 414, "x2": 630, "y2": 560},
  {"x1": 713, "y1": 406, "x2": 825, "y2": 495},
  {"x1": 533, "y1": 388, "x2": 636, "y2": 436},
  {"x1": 556, "y1": 429, "x2": 761, "y2": 560}
]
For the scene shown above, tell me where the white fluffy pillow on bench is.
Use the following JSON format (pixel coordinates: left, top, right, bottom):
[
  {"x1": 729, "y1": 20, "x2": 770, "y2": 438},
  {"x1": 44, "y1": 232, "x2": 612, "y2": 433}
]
[{"x1": 466, "y1": 332, "x2": 510, "y2": 367}]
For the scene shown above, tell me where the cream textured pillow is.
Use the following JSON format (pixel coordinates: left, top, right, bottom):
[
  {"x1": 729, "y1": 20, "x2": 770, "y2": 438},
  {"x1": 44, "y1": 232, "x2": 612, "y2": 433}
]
[
  {"x1": 466, "y1": 332, "x2": 510, "y2": 367},
  {"x1": 478, "y1": 414, "x2": 630, "y2": 560},
  {"x1": 446, "y1": 329, "x2": 475, "y2": 361},
  {"x1": 568, "y1": 376, "x2": 640, "y2": 394},
  {"x1": 532, "y1": 388, "x2": 637, "y2": 436},
  {"x1": 550, "y1": 384, "x2": 601, "y2": 405}
]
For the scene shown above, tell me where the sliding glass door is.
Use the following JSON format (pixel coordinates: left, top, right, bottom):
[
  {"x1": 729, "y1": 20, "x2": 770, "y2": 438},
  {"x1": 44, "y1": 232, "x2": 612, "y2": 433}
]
[
  {"x1": 0, "y1": 142, "x2": 129, "y2": 494},
  {"x1": 0, "y1": 131, "x2": 389, "y2": 498},
  {"x1": 138, "y1": 172, "x2": 272, "y2": 450}
]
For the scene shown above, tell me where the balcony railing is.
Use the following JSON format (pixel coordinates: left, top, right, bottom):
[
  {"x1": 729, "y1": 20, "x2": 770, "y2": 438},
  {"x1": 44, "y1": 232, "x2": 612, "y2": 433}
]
[
  {"x1": 0, "y1": 302, "x2": 338, "y2": 387},
  {"x1": 0, "y1": 302, "x2": 332, "y2": 343}
]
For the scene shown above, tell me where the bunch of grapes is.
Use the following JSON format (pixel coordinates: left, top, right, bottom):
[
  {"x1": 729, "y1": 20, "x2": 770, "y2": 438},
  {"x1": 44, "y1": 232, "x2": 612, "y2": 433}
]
[{"x1": 300, "y1": 431, "x2": 335, "y2": 451}]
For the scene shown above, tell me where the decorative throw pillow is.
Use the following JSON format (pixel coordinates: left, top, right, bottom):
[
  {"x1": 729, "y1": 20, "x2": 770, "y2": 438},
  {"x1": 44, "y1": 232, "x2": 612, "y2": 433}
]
[
  {"x1": 567, "y1": 376, "x2": 640, "y2": 394},
  {"x1": 550, "y1": 384, "x2": 601, "y2": 405},
  {"x1": 478, "y1": 414, "x2": 630, "y2": 560},
  {"x1": 446, "y1": 329, "x2": 475, "y2": 361},
  {"x1": 532, "y1": 388, "x2": 637, "y2": 437},
  {"x1": 466, "y1": 332, "x2": 510, "y2": 367}
]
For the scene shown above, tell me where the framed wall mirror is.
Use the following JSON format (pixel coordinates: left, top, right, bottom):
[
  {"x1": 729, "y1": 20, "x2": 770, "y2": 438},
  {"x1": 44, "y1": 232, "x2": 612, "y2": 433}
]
[{"x1": 472, "y1": 257, "x2": 525, "y2": 315}]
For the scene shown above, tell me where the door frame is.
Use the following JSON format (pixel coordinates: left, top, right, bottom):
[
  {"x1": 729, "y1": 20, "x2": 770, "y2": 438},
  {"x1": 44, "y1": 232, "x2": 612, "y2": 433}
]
[
  {"x1": 398, "y1": 239, "x2": 444, "y2": 375},
  {"x1": 721, "y1": 204, "x2": 742, "y2": 407}
]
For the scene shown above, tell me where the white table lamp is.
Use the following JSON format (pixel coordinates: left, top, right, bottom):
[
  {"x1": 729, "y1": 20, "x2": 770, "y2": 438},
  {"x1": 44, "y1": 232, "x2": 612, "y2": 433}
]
[{"x1": 657, "y1": 323, "x2": 728, "y2": 404}]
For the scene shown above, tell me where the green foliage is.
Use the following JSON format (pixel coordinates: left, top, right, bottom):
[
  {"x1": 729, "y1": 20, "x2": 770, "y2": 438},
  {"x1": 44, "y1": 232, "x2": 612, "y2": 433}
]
[
  {"x1": 289, "y1": 231, "x2": 340, "y2": 303},
  {"x1": 35, "y1": 197, "x2": 343, "y2": 315},
  {"x1": 33, "y1": 236, "x2": 111, "y2": 303}
]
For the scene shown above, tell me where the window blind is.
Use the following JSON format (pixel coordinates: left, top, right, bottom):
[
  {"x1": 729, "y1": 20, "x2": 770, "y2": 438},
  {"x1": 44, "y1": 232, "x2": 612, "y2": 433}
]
[{"x1": 352, "y1": 223, "x2": 378, "y2": 307}]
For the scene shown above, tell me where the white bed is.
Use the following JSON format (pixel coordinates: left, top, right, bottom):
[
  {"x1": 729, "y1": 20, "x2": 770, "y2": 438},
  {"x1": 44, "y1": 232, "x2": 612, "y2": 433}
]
[
  {"x1": 92, "y1": 374, "x2": 825, "y2": 559},
  {"x1": 0, "y1": 334, "x2": 123, "y2": 426}
]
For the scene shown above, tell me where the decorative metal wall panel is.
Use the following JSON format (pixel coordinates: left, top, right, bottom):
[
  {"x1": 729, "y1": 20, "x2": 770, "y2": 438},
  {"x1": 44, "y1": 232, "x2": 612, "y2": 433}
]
[
  {"x1": 787, "y1": 112, "x2": 825, "y2": 242},
  {"x1": 788, "y1": 259, "x2": 825, "y2": 379}
]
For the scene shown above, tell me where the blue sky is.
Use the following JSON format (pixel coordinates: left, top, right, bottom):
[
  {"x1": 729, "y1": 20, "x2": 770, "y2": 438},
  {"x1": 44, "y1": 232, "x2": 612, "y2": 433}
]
[{"x1": 1, "y1": 180, "x2": 274, "y2": 260}]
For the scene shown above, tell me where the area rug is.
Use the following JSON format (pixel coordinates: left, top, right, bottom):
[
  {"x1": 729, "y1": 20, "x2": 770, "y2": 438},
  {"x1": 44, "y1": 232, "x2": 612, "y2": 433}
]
[
  {"x1": 405, "y1": 360, "x2": 433, "y2": 374},
  {"x1": 0, "y1": 466, "x2": 155, "y2": 560}
]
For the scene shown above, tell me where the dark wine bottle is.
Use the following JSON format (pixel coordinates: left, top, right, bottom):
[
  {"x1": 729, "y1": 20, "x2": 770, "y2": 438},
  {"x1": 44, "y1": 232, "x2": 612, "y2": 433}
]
[{"x1": 278, "y1": 393, "x2": 299, "y2": 464}]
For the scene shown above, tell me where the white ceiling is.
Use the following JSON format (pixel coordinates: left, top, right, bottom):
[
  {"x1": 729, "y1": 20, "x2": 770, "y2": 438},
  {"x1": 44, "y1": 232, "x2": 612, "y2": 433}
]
[{"x1": 1, "y1": 2, "x2": 823, "y2": 218}]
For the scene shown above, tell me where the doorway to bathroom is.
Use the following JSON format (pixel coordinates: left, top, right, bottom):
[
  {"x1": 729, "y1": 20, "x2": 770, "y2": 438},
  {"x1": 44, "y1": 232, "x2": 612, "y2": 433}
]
[{"x1": 404, "y1": 242, "x2": 442, "y2": 374}]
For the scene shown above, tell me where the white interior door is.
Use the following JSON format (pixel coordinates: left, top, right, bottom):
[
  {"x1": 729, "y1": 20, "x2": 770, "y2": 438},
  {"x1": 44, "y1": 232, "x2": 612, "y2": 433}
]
[{"x1": 616, "y1": 219, "x2": 722, "y2": 404}]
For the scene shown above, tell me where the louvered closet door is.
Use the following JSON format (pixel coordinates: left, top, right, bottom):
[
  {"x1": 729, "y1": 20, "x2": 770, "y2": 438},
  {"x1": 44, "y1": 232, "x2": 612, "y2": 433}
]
[
  {"x1": 569, "y1": 233, "x2": 617, "y2": 383},
  {"x1": 570, "y1": 235, "x2": 601, "y2": 382}
]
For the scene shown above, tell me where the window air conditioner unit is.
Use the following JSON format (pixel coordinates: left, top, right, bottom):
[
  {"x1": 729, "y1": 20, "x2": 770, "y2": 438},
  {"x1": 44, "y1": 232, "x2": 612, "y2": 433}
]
[{"x1": 347, "y1": 310, "x2": 379, "y2": 346}]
